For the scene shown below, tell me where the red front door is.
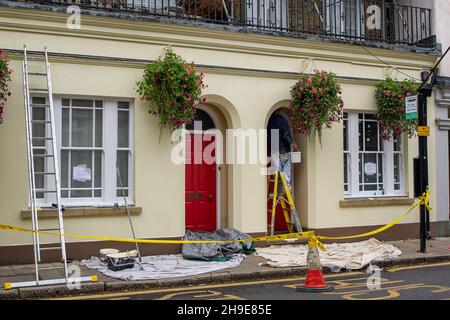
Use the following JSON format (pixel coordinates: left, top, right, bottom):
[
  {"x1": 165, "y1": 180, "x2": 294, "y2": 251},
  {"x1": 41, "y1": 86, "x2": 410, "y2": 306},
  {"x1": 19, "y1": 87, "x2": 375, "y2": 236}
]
[{"x1": 185, "y1": 133, "x2": 217, "y2": 232}]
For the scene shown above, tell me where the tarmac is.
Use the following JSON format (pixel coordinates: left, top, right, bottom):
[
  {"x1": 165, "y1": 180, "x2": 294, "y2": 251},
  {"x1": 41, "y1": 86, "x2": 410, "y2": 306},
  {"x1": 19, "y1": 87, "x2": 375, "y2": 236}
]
[{"x1": 0, "y1": 237, "x2": 449, "y2": 299}]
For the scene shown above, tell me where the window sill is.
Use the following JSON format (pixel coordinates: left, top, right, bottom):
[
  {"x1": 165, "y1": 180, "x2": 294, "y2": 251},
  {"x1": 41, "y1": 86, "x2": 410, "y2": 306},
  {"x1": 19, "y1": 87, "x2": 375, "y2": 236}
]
[
  {"x1": 21, "y1": 206, "x2": 142, "y2": 220},
  {"x1": 339, "y1": 197, "x2": 415, "y2": 208}
]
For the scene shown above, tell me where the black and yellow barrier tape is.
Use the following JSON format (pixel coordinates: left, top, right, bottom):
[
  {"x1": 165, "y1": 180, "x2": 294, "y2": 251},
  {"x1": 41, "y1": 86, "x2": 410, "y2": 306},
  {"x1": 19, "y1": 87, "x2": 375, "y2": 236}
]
[
  {"x1": 0, "y1": 190, "x2": 431, "y2": 246},
  {"x1": 309, "y1": 189, "x2": 432, "y2": 251}
]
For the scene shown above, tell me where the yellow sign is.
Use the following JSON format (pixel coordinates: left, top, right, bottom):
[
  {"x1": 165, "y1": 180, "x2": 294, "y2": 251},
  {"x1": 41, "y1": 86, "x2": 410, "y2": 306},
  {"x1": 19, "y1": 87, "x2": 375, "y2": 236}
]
[{"x1": 418, "y1": 126, "x2": 430, "y2": 137}]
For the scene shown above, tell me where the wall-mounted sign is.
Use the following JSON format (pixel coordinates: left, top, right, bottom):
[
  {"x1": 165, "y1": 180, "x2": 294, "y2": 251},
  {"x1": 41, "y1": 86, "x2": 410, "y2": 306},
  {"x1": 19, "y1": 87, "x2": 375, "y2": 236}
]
[
  {"x1": 418, "y1": 126, "x2": 430, "y2": 137},
  {"x1": 364, "y1": 162, "x2": 377, "y2": 176},
  {"x1": 73, "y1": 165, "x2": 92, "y2": 182},
  {"x1": 405, "y1": 95, "x2": 418, "y2": 120}
]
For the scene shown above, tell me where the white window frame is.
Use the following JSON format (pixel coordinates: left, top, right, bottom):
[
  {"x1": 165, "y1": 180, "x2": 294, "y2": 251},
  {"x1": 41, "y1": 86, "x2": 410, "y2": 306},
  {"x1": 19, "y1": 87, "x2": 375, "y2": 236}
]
[
  {"x1": 325, "y1": 0, "x2": 363, "y2": 38},
  {"x1": 34, "y1": 96, "x2": 134, "y2": 207},
  {"x1": 344, "y1": 112, "x2": 406, "y2": 198},
  {"x1": 246, "y1": 0, "x2": 288, "y2": 30}
]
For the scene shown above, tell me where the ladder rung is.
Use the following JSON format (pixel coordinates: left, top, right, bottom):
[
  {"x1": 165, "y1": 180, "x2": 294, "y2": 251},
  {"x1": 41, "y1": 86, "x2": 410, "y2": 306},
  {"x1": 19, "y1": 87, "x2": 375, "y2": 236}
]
[
  {"x1": 39, "y1": 228, "x2": 61, "y2": 232},
  {"x1": 34, "y1": 172, "x2": 56, "y2": 175},
  {"x1": 33, "y1": 137, "x2": 53, "y2": 141},
  {"x1": 40, "y1": 246, "x2": 62, "y2": 251},
  {"x1": 29, "y1": 88, "x2": 48, "y2": 92},
  {"x1": 28, "y1": 56, "x2": 46, "y2": 61},
  {"x1": 35, "y1": 190, "x2": 57, "y2": 194},
  {"x1": 31, "y1": 120, "x2": 51, "y2": 124},
  {"x1": 33, "y1": 154, "x2": 55, "y2": 158},
  {"x1": 38, "y1": 266, "x2": 65, "y2": 271},
  {"x1": 28, "y1": 72, "x2": 47, "y2": 76}
]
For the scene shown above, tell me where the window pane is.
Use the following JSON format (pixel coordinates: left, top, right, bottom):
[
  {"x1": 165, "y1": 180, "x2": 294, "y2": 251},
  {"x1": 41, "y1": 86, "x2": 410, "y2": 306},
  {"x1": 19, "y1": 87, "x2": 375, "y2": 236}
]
[
  {"x1": 394, "y1": 135, "x2": 402, "y2": 152},
  {"x1": 394, "y1": 154, "x2": 400, "y2": 184},
  {"x1": 62, "y1": 99, "x2": 70, "y2": 106},
  {"x1": 364, "y1": 121, "x2": 378, "y2": 151},
  {"x1": 72, "y1": 99, "x2": 93, "y2": 108},
  {"x1": 95, "y1": 109, "x2": 103, "y2": 148},
  {"x1": 363, "y1": 153, "x2": 377, "y2": 184},
  {"x1": 378, "y1": 153, "x2": 383, "y2": 188},
  {"x1": 32, "y1": 97, "x2": 46, "y2": 105},
  {"x1": 117, "y1": 150, "x2": 129, "y2": 189},
  {"x1": 71, "y1": 190, "x2": 92, "y2": 198},
  {"x1": 359, "y1": 153, "x2": 363, "y2": 184},
  {"x1": 61, "y1": 150, "x2": 69, "y2": 189},
  {"x1": 72, "y1": 109, "x2": 93, "y2": 147},
  {"x1": 33, "y1": 149, "x2": 45, "y2": 199},
  {"x1": 94, "y1": 151, "x2": 102, "y2": 189},
  {"x1": 32, "y1": 107, "x2": 46, "y2": 147},
  {"x1": 343, "y1": 116, "x2": 348, "y2": 151},
  {"x1": 364, "y1": 184, "x2": 377, "y2": 191},
  {"x1": 95, "y1": 100, "x2": 103, "y2": 109},
  {"x1": 62, "y1": 108, "x2": 70, "y2": 147},
  {"x1": 70, "y1": 150, "x2": 92, "y2": 190},
  {"x1": 118, "y1": 101, "x2": 130, "y2": 109},
  {"x1": 358, "y1": 118, "x2": 363, "y2": 151},
  {"x1": 344, "y1": 153, "x2": 349, "y2": 192},
  {"x1": 118, "y1": 110, "x2": 129, "y2": 148}
]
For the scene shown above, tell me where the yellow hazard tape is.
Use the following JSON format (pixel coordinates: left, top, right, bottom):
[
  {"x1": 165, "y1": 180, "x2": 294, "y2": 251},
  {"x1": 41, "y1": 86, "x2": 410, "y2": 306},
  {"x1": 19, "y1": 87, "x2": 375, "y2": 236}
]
[
  {"x1": 0, "y1": 223, "x2": 315, "y2": 244},
  {"x1": 312, "y1": 189, "x2": 432, "y2": 251}
]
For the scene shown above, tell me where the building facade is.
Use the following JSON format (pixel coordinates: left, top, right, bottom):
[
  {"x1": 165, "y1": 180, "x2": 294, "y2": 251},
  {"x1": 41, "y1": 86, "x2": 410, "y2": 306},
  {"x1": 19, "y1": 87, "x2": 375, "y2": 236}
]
[{"x1": 0, "y1": 0, "x2": 448, "y2": 265}]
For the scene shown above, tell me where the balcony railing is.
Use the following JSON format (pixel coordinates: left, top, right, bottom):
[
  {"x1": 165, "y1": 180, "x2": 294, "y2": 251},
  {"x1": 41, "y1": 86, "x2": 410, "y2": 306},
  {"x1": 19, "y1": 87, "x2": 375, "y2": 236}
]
[{"x1": 10, "y1": 0, "x2": 435, "y2": 48}]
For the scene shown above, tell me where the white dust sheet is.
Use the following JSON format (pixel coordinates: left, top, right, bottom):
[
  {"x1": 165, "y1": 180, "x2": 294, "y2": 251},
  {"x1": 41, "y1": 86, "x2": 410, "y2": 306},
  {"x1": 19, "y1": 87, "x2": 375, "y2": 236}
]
[
  {"x1": 256, "y1": 238, "x2": 401, "y2": 272},
  {"x1": 80, "y1": 254, "x2": 245, "y2": 281}
]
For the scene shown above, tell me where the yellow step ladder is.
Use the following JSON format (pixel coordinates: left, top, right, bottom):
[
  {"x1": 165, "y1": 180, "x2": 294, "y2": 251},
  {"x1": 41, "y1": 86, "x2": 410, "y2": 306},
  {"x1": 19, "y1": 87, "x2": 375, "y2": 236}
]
[{"x1": 267, "y1": 170, "x2": 303, "y2": 236}]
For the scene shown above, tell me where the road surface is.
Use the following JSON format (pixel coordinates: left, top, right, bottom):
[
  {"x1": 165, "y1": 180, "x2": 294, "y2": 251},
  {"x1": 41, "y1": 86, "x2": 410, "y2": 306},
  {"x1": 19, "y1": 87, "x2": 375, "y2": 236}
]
[{"x1": 55, "y1": 261, "x2": 450, "y2": 301}]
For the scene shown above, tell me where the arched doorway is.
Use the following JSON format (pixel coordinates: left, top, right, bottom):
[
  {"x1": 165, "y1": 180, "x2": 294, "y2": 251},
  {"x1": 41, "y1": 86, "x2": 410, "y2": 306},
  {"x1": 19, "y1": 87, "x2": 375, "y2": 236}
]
[
  {"x1": 266, "y1": 109, "x2": 296, "y2": 232},
  {"x1": 185, "y1": 109, "x2": 218, "y2": 232}
]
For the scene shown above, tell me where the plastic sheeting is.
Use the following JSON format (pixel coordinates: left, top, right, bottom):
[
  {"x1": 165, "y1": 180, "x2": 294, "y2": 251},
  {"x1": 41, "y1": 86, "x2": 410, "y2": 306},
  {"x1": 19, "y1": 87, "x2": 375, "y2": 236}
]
[
  {"x1": 182, "y1": 228, "x2": 255, "y2": 261},
  {"x1": 80, "y1": 254, "x2": 246, "y2": 281},
  {"x1": 256, "y1": 238, "x2": 401, "y2": 272}
]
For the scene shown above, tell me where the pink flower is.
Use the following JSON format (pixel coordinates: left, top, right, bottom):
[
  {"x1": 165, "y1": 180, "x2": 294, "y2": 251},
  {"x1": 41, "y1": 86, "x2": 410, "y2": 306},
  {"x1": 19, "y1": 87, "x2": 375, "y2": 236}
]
[{"x1": 307, "y1": 77, "x2": 312, "y2": 83}]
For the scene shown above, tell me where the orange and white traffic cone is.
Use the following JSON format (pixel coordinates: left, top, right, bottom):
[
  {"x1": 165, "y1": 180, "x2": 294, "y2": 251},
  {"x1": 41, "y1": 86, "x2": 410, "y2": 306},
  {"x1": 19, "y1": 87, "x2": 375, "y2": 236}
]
[{"x1": 296, "y1": 236, "x2": 334, "y2": 292}]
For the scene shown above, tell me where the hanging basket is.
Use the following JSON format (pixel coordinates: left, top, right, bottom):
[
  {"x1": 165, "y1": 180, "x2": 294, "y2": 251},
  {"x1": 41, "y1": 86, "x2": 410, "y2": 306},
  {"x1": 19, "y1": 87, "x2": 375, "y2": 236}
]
[
  {"x1": 136, "y1": 48, "x2": 206, "y2": 138},
  {"x1": 288, "y1": 70, "x2": 344, "y2": 144},
  {"x1": 375, "y1": 77, "x2": 418, "y2": 140},
  {"x1": 0, "y1": 50, "x2": 12, "y2": 124}
]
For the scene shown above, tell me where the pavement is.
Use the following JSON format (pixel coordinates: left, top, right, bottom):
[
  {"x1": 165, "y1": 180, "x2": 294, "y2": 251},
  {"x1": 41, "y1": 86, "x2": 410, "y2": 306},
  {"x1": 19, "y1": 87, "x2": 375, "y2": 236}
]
[{"x1": 0, "y1": 237, "x2": 449, "y2": 300}]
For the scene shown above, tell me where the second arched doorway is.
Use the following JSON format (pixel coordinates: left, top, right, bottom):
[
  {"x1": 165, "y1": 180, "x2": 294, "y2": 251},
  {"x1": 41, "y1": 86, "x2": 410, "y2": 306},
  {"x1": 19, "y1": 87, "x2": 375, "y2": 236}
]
[{"x1": 266, "y1": 109, "x2": 297, "y2": 232}]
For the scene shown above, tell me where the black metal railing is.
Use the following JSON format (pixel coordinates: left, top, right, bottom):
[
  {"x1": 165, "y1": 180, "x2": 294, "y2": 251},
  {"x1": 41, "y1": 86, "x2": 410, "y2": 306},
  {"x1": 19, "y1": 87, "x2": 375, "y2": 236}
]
[{"x1": 10, "y1": 0, "x2": 435, "y2": 47}]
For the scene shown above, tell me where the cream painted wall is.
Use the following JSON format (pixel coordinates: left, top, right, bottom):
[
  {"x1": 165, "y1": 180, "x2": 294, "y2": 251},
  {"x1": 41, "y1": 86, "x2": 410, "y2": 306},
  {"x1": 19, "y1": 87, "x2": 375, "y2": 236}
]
[{"x1": 0, "y1": 6, "x2": 439, "y2": 246}]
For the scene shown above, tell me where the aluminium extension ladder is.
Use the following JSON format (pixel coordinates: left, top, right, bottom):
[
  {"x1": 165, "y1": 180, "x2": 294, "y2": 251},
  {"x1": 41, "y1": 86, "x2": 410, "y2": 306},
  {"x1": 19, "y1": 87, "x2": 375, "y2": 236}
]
[
  {"x1": 267, "y1": 170, "x2": 303, "y2": 236},
  {"x1": 5, "y1": 46, "x2": 96, "y2": 289}
]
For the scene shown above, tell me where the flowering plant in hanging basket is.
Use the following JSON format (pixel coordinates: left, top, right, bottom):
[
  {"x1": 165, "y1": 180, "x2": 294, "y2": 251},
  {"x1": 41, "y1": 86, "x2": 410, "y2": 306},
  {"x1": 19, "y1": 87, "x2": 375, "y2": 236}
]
[
  {"x1": 375, "y1": 77, "x2": 418, "y2": 140},
  {"x1": 137, "y1": 48, "x2": 206, "y2": 136},
  {"x1": 288, "y1": 70, "x2": 344, "y2": 143},
  {"x1": 0, "y1": 50, "x2": 12, "y2": 124}
]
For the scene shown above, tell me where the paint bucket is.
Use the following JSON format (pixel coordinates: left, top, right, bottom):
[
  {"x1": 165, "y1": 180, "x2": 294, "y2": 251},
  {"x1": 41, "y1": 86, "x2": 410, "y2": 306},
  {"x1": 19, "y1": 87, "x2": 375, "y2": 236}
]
[
  {"x1": 107, "y1": 252, "x2": 137, "y2": 272},
  {"x1": 291, "y1": 151, "x2": 302, "y2": 164},
  {"x1": 99, "y1": 248, "x2": 119, "y2": 265}
]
